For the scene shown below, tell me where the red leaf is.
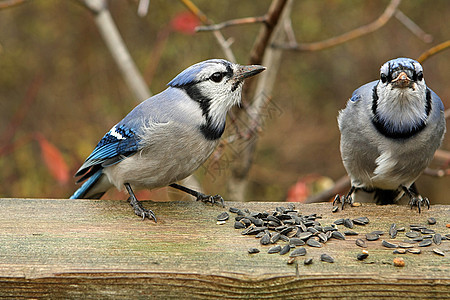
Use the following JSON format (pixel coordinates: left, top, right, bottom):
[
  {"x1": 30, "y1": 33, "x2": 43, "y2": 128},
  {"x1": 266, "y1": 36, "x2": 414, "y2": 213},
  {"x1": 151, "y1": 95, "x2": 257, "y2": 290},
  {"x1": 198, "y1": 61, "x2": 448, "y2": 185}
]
[
  {"x1": 170, "y1": 11, "x2": 199, "y2": 35},
  {"x1": 35, "y1": 133, "x2": 70, "y2": 184},
  {"x1": 287, "y1": 180, "x2": 309, "y2": 203}
]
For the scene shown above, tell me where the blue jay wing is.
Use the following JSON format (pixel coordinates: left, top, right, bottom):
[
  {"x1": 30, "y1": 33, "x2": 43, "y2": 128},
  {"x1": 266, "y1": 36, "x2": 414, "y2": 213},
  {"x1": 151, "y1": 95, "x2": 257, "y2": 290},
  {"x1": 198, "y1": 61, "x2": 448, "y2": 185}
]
[{"x1": 75, "y1": 124, "x2": 140, "y2": 182}]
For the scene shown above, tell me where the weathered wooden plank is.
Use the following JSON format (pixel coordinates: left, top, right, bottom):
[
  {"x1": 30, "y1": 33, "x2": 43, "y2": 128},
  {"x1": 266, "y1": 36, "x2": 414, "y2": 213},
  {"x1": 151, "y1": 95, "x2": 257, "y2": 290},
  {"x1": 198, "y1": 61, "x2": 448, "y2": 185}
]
[{"x1": 0, "y1": 198, "x2": 449, "y2": 298}]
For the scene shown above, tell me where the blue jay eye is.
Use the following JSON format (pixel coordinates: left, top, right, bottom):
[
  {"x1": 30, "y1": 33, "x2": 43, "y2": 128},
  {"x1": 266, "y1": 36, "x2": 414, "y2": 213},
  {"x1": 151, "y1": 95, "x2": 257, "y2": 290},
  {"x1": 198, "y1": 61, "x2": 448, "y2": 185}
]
[
  {"x1": 417, "y1": 71, "x2": 423, "y2": 81},
  {"x1": 380, "y1": 73, "x2": 387, "y2": 83},
  {"x1": 210, "y1": 72, "x2": 224, "y2": 83}
]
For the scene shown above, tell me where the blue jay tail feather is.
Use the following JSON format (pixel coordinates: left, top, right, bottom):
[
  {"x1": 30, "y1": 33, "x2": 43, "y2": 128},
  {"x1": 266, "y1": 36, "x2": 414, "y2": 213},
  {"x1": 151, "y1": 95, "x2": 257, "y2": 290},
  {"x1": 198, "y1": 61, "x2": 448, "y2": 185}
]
[{"x1": 70, "y1": 170, "x2": 106, "y2": 199}]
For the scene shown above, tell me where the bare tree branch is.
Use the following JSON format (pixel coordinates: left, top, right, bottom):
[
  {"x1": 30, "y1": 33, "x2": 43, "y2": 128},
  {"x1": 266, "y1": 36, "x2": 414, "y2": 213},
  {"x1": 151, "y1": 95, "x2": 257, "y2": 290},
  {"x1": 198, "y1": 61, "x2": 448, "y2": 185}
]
[
  {"x1": 179, "y1": 0, "x2": 236, "y2": 62},
  {"x1": 228, "y1": 0, "x2": 289, "y2": 201},
  {"x1": 395, "y1": 10, "x2": 433, "y2": 43},
  {"x1": 196, "y1": 16, "x2": 267, "y2": 32},
  {"x1": 418, "y1": 40, "x2": 450, "y2": 63},
  {"x1": 0, "y1": 0, "x2": 26, "y2": 10},
  {"x1": 137, "y1": 0, "x2": 150, "y2": 17},
  {"x1": 423, "y1": 167, "x2": 450, "y2": 177},
  {"x1": 273, "y1": 0, "x2": 401, "y2": 51},
  {"x1": 305, "y1": 175, "x2": 350, "y2": 204},
  {"x1": 77, "y1": 0, "x2": 152, "y2": 101}
]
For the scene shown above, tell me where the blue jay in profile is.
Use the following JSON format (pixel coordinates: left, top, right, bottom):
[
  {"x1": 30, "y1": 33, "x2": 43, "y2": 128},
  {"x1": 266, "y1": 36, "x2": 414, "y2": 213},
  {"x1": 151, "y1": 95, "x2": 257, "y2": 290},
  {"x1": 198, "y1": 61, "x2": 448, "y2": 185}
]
[
  {"x1": 70, "y1": 59, "x2": 265, "y2": 221},
  {"x1": 336, "y1": 58, "x2": 446, "y2": 212}
]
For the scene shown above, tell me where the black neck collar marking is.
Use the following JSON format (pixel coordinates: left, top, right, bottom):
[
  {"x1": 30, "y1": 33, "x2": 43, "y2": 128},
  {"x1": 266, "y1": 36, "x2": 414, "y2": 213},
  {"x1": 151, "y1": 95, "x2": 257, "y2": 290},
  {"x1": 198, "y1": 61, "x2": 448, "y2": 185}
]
[
  {"x1": 371, "y1": 83, "x2": 431, "y2": 139},
  {"x1": 182, "y1": 84, "x2": 225, "y2": 140}
]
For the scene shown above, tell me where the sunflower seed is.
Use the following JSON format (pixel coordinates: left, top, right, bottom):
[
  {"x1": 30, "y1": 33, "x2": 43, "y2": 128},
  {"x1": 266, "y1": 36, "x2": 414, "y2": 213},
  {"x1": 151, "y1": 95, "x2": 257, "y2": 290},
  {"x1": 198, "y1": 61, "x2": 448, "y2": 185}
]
[
  {"x1": 406, "y1": 231, "x2": 420, "y2": 238},
  {"x1": 298, "y1": 232, "x2": 313, "y2": 240},
  {"x1": 433, "y1": 248, "x2": 445, "y2": 256},
  {"x1": 318, "y1": 232, "x2": 328, "y2": 243},
  {"x1": 397, "y1": 227, "x2": 405, "y2": 232},
  {"x1": 382, "y1": 240, "x2": 398, "y2": 248},
  {"x1": 353, "y1": 218, "x2": 367, "y2": 226},
  {"x1": 270, "y1": 232, "x2": 281, "y2": 244},
  {"x1": 290, "y1": 247, "x2": 307, "y2": 257},
  {"x1": 356, "y1": 238, "x2": 367, "y2": 248},
  {"x1": 433, "y1": 233, "x2": 442, "y2": 245},
  {"x1": 289, "y1": 238, "x2": 306, "y2": 246},
  {"x1": 357, "y1": 253, "x2": 369, "y2": 260},
  {"x1": 255, "y1": 231, "x2": 265, "y2": 238},
  {"x1": 260, "y1": 233, "x2": 271, "y2": 245},
  {"x1": 344, "y1": 230, "x2": 359, "y2": 236},
  {"x1": 234, "y1": 221, "x2": 246, "y2": 229},
  {"x1": 365, "y1": 233, "x2": 379, "y2": 241},
  {"x1": 306, "y1": 238, "x2": 322, "y2": 248},
  {"x1": 332, "y1": 206, "x2": 339, "y2": 213},
  {"x1": 279, "y1": 244, "x2": 291, "y2": 255},
  {"x1": 421, "y1": 228, "x2": 435, "y2": 235},
  {"x1": 320, "y1": 253, "x2": 334, "y2": 263},
  {"x1": 344, "y1": 218, "x2": 354, "y2": 229},
  {"x1": 323, "y1": 226, "x2": 337, "y2": 232},
  {"x1": 331, "y1": 231, "x2": 346, "y2": 240},
  {"x1": 398, "y1": 243, "x2": 414, "y2": 248},
  {"x1": 217, "y1": 212, "x2": 229, "y2": 221},
  {"x1": 229, "y1": 207, "x2": 240, "y2": 214},
  {"x1": 371, "y1": 230, "x2": 384, "y2": 236},
  {"x1": 268, "y1": 245, "x2": 282, "y2": 254},
  {"x1": 427, "y1": 217, "x2": 436, "y2": 225},
  {"x1": 389, "y1": 223, "x2": 397, "y2": 239},
  {"x1": 407, "y1": 248, "x2": 421, "y2": 254},
  {"x1": 393, "y1": 249, "x2": 406, "y2": 254},
  {"x1": 304, "y1": 258, "x2": 313, "y2": 265},
  {"x1": 412, "y1": 236, "x2": 424, "y2": 242},
  {"x1": 333, "y1": 218, "x2": 344, "y2": 225},
  {"x1": 418, "y1": 239, "x2": 432, "y2": 247},
  {"x1": 248, "y1": 247, "x2": 260, "y2": 254}
]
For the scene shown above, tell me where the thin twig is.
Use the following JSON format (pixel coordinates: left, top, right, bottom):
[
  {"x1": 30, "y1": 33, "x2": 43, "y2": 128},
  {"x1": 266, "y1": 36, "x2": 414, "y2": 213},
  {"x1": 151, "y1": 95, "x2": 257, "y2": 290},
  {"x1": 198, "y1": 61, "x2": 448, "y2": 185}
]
[
  {"x1": 0, "y1": 0, "x2": 26, "y2": 10},
  {"x1": 395, "y1": 10, "x2": 433, "y2": 43},
  {"x1": 196, "y1": 16, "x2": 267, "y2": 32},
  {"x1": 305, "y1": 175, "x2": 350, "y2": 204},
  {"x1": 179, "y1": 0, "x2": 236, "y2": 62},
  {"x1": 423, "y1": 167, "x2": 450, "y2": 177},
  {"x1": 137, "y1": 0, "x2": 150, "y2": 17},
  {"x1": 417, "y1": 40, "x2": 450, "y2": 63},
  {"x1": 273, "y1": 0, "x2": 401, "y2": 51},
  {"x1": 77, "y1": 0, "x2": 152, "y2": 101}
]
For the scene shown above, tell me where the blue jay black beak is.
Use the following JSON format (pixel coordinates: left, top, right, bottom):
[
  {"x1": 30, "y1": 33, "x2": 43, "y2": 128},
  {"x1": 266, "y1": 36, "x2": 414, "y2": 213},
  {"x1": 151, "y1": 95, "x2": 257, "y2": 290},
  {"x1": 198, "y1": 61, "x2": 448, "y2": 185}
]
[
  {"x1": 234, "y1": 65, "x2": 266, "y2": 81},
  {"x1": 391, "y1": 71, "x2": 412, "y2": 88}
]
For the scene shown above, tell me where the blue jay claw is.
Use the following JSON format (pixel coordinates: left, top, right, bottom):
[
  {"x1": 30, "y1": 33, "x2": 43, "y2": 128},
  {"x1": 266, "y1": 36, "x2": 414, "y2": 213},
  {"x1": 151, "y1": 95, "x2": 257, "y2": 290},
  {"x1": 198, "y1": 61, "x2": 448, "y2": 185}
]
[
  {"x1": 402, "y1": 185, "x2": 430, "y2": 213},
  {"x1": 196, "y1": 194, "x2": 225, "y2": 208},
  {"x1": 169, "y1": 183, "x2": 225, "y2": 207},
  {"x1": 408, "y1": 196, "x2": 430, "y2": 214},
  {"x1": 333, "y1": 186, "x2": 356, "y2": 211},
  {"x1": 128, "y1": 196, "x2": 157, "y2": 222}
]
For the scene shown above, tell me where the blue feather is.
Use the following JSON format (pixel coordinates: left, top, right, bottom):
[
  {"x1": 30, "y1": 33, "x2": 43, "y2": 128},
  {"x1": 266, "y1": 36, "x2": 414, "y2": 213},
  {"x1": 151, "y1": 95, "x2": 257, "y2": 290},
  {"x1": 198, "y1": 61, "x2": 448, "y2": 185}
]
[
  {"x1": 70, "y1": 169, "x2": 103, "y2": 199},
  {"x1": 75, "y1": 124, "x2": 140, "y2": 178}
]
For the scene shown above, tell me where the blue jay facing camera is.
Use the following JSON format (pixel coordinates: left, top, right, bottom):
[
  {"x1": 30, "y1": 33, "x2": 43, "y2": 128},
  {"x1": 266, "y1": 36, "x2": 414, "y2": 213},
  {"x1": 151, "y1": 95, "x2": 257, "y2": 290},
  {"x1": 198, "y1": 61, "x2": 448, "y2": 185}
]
[
  {"x1": 336, "y1": 58, "x2": 445, "y2": 212},
  {"x1": 70, "y1": 59, "x2": 265, "y2": 221}
]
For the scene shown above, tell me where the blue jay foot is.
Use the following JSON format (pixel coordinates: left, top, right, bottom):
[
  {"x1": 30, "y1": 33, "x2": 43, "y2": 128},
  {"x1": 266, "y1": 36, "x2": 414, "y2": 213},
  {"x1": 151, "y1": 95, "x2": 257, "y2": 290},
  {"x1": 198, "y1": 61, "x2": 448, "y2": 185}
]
[
  {"x1": 333, "y1": 186, "x2": 356, "y2": 211},
  {"x1": 169, "y1": 183, "x2": 225, "y2": 207},
  {"x1": 195, "y1": 193, "x2": 225, "y2": 207},
  {"x1": 401, "y1": 185, "x2": 430, "y2": 213},
  {"x1": 125, "y1": 183, "x2": 157, "y2": 222}
]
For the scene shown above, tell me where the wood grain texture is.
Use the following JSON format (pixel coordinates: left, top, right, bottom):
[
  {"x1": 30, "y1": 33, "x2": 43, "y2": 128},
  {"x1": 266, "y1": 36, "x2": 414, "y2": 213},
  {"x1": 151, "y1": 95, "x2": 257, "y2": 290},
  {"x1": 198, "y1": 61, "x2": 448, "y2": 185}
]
[{"x1": 0, "y1": 198, "x2": 449, "y2": 298}]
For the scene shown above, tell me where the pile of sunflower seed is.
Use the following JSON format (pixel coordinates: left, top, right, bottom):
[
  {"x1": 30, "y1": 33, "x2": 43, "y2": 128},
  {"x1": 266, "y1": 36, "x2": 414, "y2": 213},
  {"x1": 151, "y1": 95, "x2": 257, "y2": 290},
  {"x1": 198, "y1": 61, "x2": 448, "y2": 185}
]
[{"x1": 216, "y1": 204, "x2": 448, "y2": 265}]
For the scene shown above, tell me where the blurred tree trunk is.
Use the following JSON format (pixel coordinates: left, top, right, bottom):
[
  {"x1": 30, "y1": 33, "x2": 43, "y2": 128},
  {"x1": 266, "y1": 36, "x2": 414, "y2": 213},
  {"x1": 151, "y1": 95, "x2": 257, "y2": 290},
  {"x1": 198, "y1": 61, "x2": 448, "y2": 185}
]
[{"x1": 228, "y1": 0, "x2": 292, "y2": 201}]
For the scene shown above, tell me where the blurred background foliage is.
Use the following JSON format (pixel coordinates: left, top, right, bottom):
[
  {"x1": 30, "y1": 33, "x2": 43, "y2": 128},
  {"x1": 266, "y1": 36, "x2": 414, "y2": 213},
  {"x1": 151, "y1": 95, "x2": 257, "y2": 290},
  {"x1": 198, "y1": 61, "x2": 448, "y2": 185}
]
[{"x1": 0, "y1": 0, "x2": 449, "y2": 203}]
